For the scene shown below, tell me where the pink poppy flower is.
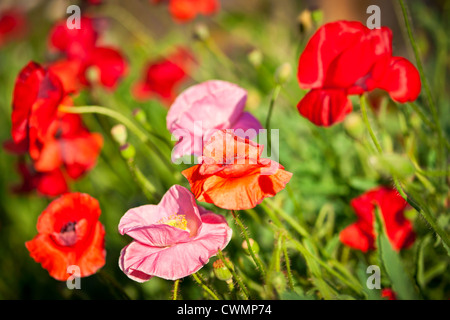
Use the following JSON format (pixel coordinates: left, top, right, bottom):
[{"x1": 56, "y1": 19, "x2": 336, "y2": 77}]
[
  {"x1": 118, "y1": 185, "x2": 232, "y2": 281},
  {"x1": 167, "y1": 80, "x2": 262, "y2": 162}
]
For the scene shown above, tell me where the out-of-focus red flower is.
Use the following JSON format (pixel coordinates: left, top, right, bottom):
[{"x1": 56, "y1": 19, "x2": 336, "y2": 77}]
[
  {"x1": 151, "y1": 0, "x2": 219, "y2": 23},
  {"x1": 26, "y1": 193, "x2": 106, "y2": 281},
  {"x1": 5, "y1": 61, "x2": 103, "y2": 196},
  {"x1": 182, "y1": 130, "x2": 292, "y2": 210},
  {"x1": 11, "y1": 161, "x2": 69, "y2": 197},
  {"x1": 48, "y1": 16, "x2": 127, "y2": 90},
  {"x1": 0, "y1": 8, "x2": 26, "y2": 46},
  {"x1": 11, "y1": 61, "x2": 65, "y2": 159},
  {"x1": 339, "y1": 187, "x2": 415, "y2": 252},
  {"x1": 297, "y1": 21, "x2": 421, "y2": 126},
  {"x1": 32, "y1": 111, "x2": 103, "y2": 180},
  {"x1": 133, "y1": 47, "x2": 195, "y2": 103},
  {"x1": 381, "y1": 288, "x2": 397, "y2": 300}
]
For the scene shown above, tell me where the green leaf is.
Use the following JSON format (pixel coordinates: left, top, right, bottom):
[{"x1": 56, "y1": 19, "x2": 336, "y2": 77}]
[{"x1": 374, "y1": 206, "x2": 420, "y2": 300}]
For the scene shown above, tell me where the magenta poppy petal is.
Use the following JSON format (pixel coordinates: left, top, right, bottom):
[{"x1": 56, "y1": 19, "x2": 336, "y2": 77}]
[{"x1": 231, "y1": 112, "x2": 263, "y2": 139}]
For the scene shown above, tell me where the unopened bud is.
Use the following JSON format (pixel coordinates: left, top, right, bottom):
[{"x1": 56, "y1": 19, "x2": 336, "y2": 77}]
[
  {"x1": 242, "y1": 238, "x2": 260, "y2": 256},
  {"x1": 369, "y1": 153, "x2": 415, "y2": 179},
  {"x1": 247, "y1": 49, "x2": 263, "y2": 68},
  {"x1": 120, "y1": 143, "x2": 135, "y2": 160},
  {"x1": 85, "y1": 65, "x2": 100, "y2": 85},
  {"x1": 274, "y1": 62, "x2": 292, "y2": 85},
  {"x1": 111, "y1": 124, "x2": 127, "y2": 146},
  {"x1": 213, "y1": 258, "x2": 233, "y2": 282},
  {"x1": 343, "y1": 113, "x2": 365, "y2": 138},
  {"x1": 132, "y1": 108, "x2": 147, "y2": 125},
  {"x1": 297, "y1": 9, "x2": 313, "y2": 33},
  {"x1": 269, "y1": 271, "x2": 287, "y2": 294},
  {"x1": 193, "y1": 23, "x2": 210, "y2": 41}
]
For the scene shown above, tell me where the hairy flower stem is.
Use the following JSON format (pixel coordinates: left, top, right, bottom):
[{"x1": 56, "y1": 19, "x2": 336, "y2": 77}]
[
  {"x1": 217, "y1": 250, "x2": 250, "y2": 299},
  {"x1": 360, "y1": 95, "x2": 450, "y2": 251},
  {"x1": 231, "y1": 210, "x2": 266, "y2": 279},
  {"x1": 191, "y1": 272, "x2": 220, "y2": 300},
  {"x1": 398, "y1": 0, "x2": 446, "y2": 179},
  {"x1": 172, "y1": 279, "x2": 180, "y2": 300},
  {"x1": 281, "y1": 235, "x2": 295, "y2": 291}
]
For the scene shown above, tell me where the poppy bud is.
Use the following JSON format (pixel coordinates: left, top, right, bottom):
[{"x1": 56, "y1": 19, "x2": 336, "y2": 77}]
[
  {"x1": 274, "y1": 62, "x2": 292, "y2": 85},
  {"x1": 85, "y1": 65, "x2": 100, "y2": 85},
  {"x1": 241, "y1": 238, "x2": 260, "y2": 256},
  {"x1": 247, "y1": 49, "x2": 263, "y2": 68},
  {"x1": 111, "y1": 124, "x2": 127, "y2": 146},
  {"x1": 132, "y1": 108, "x2": 147, "y2": 125},
  {"x1": 343, "y1": 113, "x2": 365, "y2": 139},
  {"x1": 120, "y1": 143, "x2": 136, "y2": 160},
  {"x1": 269, "y1": 271, "x2": 287, "y2": 294},
  {"x1": 193, "y1": 23, "x2": 210, "y2": 41},
  {"x1": 297, "y1": 9, "x2": 313, "y2": 34},
  {"x1": 213, "y1": 258, "x2": 233, "y2": 282},
  {"x1": 369, "y1": 153, "x2": 415, "y2": 179}
]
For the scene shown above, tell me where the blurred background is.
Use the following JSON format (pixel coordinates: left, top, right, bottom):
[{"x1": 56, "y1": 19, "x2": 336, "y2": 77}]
[{"x1": 0, "y1": 0, "x2": 448, "y2": 299}]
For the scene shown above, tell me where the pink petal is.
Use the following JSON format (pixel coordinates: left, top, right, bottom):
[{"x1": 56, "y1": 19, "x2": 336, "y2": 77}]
[
  {"x1": 119, "y1": 210, "x2": 232, "y2": 281},
  {"x1": 167, "y1": 80, "x2": 247, "y2": 133},
  {"x1": 231, "y1": 111, "x2": 263, "y2": 139}
]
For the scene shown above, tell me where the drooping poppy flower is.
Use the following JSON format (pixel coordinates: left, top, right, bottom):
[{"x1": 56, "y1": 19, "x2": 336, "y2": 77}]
[
  {"x1": 339, "y1": 186, "x2": 415, "y2": 252},
  {"x1": 118, "y1": 185, "x2": 232, "y2": 281},
  {"x1": 133, "y1": 47, "x2": 195, "y2": 103},
  {"x1": 48, "y1": 16, "x2": 127, "y2": 90},
  {"x1": 167, "y1": 80, "x2": 262, "y2": 162},
  {"x1": 182, "y1": 130, "x2": 292, "y2": 210},
  {"x1": 11, "y1": 161, "x2": 69, "y2": 196},
  {"x1": 11, "y1": 61, "x2": 65, "y2": 159},
  {"x1": 6, "y1": 61, "x2": 103, "y2": 196},
  {"x1": 26, "y1": 193, "x2": 106, "y2": 281},
  {"x1": 32, "y1": 111, "x2": 103, "y2": 180},
  {"x1": 381, "y1": 288, "x2": 397, "y2": 300},
  {"x1": 151, "y1": 0, "x2": 219, "y2": 23},
  {"x1": 0, "y1": 8, "x2": 26, "y2": 47},
  {"x1": 297, "y1": 20, "x2": 421, "y2": 126}
]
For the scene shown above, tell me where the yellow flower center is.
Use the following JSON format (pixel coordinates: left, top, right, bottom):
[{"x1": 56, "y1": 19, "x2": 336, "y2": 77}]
[{"x1": 159, "y1": 214, "x2": 188, "y2": 231}]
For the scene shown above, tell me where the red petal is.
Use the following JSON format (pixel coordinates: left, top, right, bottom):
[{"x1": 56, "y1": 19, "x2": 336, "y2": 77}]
[
  {"x1": 297, "y1": 21, "x2": 366, "y2": 89},
  {"x1": 374, "y1": 57, "x2": 421, "y2": 103},
  {"x1": 297, "y1": 89, "x2": 352, "y2": 126},
  {"x1": 87, "y1": 46, "x2": 128, "y2": 89}
]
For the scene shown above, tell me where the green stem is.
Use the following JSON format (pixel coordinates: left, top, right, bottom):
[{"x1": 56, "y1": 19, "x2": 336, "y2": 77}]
[
  {"x1": 281, "y1": 234, "x2": 295, "y2": 291},
  {"x1": 360, "y1": 95, "x2": 382, "y2": 154},
  {"x1": 191, "y1": 272, "x2": 220, "y2": 300},
  {"x1": 172, "y1": 279, "x2": 180, "y2": 300},
  {"x1": 231, "y1": 210, "x2": 266, "y2": 279},
  {"x1": 217, "y1": 250, "x2": 250, "y2": 299},
  {"x1": 265, "y1": 85, "x2": 282, "y2": 155},
  {"x1": 398, "y1": 0, "x2": 445, "y2": 175},
  {"x1": 360, "y1": 96, "x2": 450, "y2": 252},
  {"x1": 60, "y1": 105, "x2": 176, "y2": 173},
  {"x1": 97, "y1": 270, "x2": 131, "y2": 300}
]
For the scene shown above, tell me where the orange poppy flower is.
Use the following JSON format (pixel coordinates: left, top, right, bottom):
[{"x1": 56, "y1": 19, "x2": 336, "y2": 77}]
[
  {"x1": 25, "y1": 193, "x2": 106, "y2": 281},
  {"x1": 182, "y1": 130, "x2": 292, "y2": 210}
]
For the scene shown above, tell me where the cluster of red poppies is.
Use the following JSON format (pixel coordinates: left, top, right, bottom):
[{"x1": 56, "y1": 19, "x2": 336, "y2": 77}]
[{"x1": 2, "y1": 3, "x2": 420, "y2": 297}]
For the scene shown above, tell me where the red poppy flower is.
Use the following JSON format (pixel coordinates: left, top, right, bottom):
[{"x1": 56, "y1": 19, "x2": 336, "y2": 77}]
[
  {"x1": 0, "y1": 8, "x2": 26, "y2": 46},
  {"x1": 11, "y1": 61, "x2": 64, "y2": 159},
  {"x1": 26, "y1": 193, "x2": 106, "y2": 280},
  {"x1": 11, "y1": 161, "x2": 69, "y2": 196},
  {"x1": 152, "y1": 0, "x2": 219, "y2": 23},
  {"x1": 381, "y1": 288, "x2": 397, "y2": 300},
  {"x1": 32, "y1": 111, "x2": 103, "y2": 180},
  {"x1": 182, "y1": 130, "x2": 293, "y2": 210},
  {"x1": 48, "y1": 16, "x2": 127, "y2": 90},
  {"x1": 133, "y1": 47, "x2": 195, "y2": 103},
  {"x1": 297, "y1": 21, "x2": 421, "y2": 126},
  {"x1": 339, "y1": 187, "x2": 415, "y2": 252}
]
